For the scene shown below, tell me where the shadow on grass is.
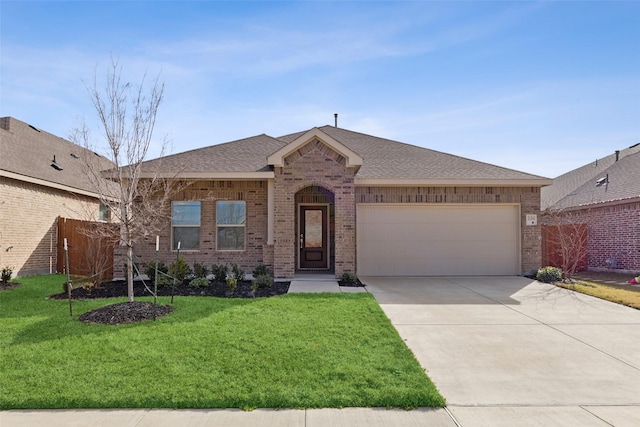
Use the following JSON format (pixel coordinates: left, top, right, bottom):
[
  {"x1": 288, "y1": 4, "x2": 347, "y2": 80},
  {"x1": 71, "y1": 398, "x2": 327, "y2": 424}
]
[{"x1": 1, "y1": 275, "x2": 264, "y2": 346}]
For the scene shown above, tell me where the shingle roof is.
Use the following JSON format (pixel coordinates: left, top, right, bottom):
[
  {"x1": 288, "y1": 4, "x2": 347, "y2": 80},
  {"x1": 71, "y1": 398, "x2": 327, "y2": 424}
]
[
  {"x1": 314, "y1": 126, "x2": 548, "y2": 181},
  {"x1": 139, "y1": 134, "x2": 285, "y2": 173},
  {"x1": 0, "y1": 117, "x2": 114, "y2": 195},
  {"x1": 541, "y1": 143, "x2": 640, "y2": 209},
  {"x1": 141, "y1": 125, "x2": 549, "y2": 184}
]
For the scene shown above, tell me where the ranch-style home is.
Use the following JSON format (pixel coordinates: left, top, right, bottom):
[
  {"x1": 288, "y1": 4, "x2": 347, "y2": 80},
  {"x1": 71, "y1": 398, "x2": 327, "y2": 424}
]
[{"x1": 131, "y1": 125, "x2": 551, "y2": 279}]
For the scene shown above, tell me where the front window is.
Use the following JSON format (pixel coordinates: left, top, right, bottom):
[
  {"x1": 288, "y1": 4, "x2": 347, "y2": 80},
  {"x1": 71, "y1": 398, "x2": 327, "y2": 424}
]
[
  {"x1": 172, "y1": 201, "x2": 200, "y2": 250},
  {"x1": 217, "y1": 201, "x2": 245, "y2": 251},
  {"x1": 98, "y1": 203, "x2": 110, "y2": 222}
]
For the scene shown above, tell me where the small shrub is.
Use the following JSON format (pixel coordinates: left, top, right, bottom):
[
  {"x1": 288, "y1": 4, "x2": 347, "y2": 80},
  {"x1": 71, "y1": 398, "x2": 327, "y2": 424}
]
[
  {"x1": 192, "y1": 262, "x2": 209, "y2": 278},
  {"x1": 231, "y1": 263, "x2": 245, "y2": 282},
  {"x1": 1, "y1": 266, "x2": 13, "y2": 283},
  {"x1": 189, "y1": 277, "x2": 210, "y2": 288},
  {"x1": 169, "y1": 255, "x2": 192, "y2": 283},
  {"x1": 252, "y1": 264, "x2": 271, "y2": 278},
  {"x1": 252, "y1": 274, "x2": 274, "y2": 291},
  {"x1": 211, "y1": 264, "x2": 229, "y2": 284},
  {"x1": 156, "y1": 274, "x2": 173, "y2": 287},
  {"x1": 144, "y1": 261, "x2": 168, "y2": 282},
  {"x1": 226, "y1": 276, "x2": 237, "y2": 291},
  {"x1": 341, "y1": 272, "x2": 357, "y2": 285},
  {"x1": 536, "y1": 266, "x2": 563, "y2": 283}
]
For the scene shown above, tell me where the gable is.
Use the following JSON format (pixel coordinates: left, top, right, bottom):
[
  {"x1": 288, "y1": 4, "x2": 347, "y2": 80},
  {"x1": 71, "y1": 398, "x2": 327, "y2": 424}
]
[
  {"x1": 268, "y1": 128, "x2": 363, "y2": 169},
  {"x1": 282, "y1": 138, "x2": 346, "y2": 167}
]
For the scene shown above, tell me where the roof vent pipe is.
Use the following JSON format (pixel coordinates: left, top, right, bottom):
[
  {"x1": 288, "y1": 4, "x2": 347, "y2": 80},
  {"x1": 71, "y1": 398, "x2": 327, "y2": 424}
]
[
  {"x1": 615, "y1": 150, "x2": 620, "y2": 161},
  {"x1": 334, "y1": 113, "x2": 338, "y2": 128}
]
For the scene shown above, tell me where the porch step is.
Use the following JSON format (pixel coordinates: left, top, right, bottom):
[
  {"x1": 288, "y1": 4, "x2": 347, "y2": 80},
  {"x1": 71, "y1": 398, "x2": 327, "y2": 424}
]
[{"x1": 288, "y1": 274, "x2": 367, "y2": 293}]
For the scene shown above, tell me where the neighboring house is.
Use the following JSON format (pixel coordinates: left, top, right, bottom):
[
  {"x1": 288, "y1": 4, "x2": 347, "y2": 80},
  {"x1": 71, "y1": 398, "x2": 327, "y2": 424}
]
[
  {"x1": 131, "y1": 125, "x2": 551, "y2": 279},
  {"x1": 541, "y1": 143, "x2": 640, "y2": 273},
  {"x1": 0, "y1": 117, "x2": 114, "y2": 277}
]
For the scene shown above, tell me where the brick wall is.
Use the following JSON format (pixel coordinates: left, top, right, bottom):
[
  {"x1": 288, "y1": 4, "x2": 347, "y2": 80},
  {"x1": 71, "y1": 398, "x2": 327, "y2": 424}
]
[
  {"x1": 563, "y1": 201, "x2": 640, "y2": 272},
  {"x1": 273, "y1": 139, "x2": 357, "y2": 278},
  {"x1": 130, "y1": 180, "x2": 270, "y2": 278},
  {"x1": 0, "y1": 176, "x2": 101, "y2": 277},
  {"x1": 356, "y1": 186, "x2": 543, "y2": 275}
]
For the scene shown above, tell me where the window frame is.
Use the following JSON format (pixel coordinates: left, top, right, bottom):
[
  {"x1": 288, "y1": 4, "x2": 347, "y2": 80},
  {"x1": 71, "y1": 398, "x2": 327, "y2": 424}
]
[
  {"x1": 216, "y1": 201, "x2": 246, "y2": 251},
  {"x1": 171, "y1": 201, "x2": 201, "y2": 251}
]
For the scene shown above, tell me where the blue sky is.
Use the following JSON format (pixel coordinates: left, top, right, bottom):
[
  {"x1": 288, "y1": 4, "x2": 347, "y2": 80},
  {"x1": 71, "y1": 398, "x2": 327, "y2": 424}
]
[{"x1": 2, "y1": 1, "x2": 639, "y2": 178}]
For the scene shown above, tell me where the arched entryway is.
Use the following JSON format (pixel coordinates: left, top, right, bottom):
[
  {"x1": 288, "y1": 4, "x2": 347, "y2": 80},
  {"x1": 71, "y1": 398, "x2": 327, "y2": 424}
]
[{"x1": 295, "y1": 185, "x2": 335, "y2": 272}]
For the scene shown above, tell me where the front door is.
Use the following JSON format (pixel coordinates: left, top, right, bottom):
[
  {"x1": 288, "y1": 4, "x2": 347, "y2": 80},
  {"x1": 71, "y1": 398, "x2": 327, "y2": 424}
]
[{"x1": 299, "y1": 205, "x2": 328, "y2": 269}]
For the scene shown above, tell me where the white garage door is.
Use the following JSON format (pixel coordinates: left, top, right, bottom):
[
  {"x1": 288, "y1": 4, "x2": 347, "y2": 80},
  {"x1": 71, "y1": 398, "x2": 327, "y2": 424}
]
[{"x1": 357, "y1": 204, "x2": 520, "y2": 276}]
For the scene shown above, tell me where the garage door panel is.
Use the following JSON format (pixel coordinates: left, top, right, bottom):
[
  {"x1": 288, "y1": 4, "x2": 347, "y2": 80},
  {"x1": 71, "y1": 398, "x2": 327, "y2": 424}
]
[{"x1": 357, "y1": 205, "x2": 519, "y2": 276}]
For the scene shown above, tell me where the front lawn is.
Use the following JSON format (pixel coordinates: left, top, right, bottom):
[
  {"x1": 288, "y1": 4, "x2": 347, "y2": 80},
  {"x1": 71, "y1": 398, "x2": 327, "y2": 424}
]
[
  {"x1": 0, "y1": 275, "x2": 444, "y2": 409},
  {"x1": 557, "y1": 280, "x2": 640, "y2": 310}
]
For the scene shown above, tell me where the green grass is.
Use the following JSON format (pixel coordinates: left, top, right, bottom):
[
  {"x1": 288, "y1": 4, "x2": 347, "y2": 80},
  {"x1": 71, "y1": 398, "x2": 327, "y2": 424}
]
[{"x1": 0, "y1": 275, "x2": 445, "y2": 409}]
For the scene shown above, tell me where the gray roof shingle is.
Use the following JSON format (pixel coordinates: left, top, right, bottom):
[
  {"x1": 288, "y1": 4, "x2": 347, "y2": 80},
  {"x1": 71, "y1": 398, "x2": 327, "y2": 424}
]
[
  {"x1": 541, "y1": 143, "x2": 640, "y2": 209},
  {"x1": 145, "y1": 125, "x2": 549, "y2": 183},
  {"x1": 0, "y1": 117, "x2": 114, "y2": 195}
]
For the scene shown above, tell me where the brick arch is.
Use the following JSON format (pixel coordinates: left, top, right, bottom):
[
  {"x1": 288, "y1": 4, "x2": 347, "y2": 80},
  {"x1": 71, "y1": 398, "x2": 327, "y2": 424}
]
[
  {"x1": 291, "y1": 181, "x2": 338, "y2": 195},
  {"x1": 295, "y1": 184, "x2": 336, "y2": 204}
]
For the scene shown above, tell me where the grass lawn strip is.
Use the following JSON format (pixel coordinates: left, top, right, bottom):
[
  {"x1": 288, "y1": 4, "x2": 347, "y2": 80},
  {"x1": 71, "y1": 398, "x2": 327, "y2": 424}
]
[
  {"x1": 556, "y1": 280, "x2": 640, "y2": 310},
  {"x1": 0, "y1": 275, "x2": 445, "y2": 409}
]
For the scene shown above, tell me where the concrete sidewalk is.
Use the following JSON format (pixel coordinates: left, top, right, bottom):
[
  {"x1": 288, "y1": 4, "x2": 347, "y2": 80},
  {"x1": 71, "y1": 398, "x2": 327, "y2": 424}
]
[{"x1": 1, "y1": 407, "x2": 456, "y2": 427}]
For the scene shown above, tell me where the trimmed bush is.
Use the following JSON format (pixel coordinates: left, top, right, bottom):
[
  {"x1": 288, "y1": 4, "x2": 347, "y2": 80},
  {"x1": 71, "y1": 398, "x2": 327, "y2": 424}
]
[
  {"x1": 226, "y1": 276, "x2": 237, "y2": 291},
  {"x1": 1, "y1": 266, "x2": 13, "y2": 283},
  {"x1": 252, "y1": 264, "x2": 271, "y2": 278},
  {"x1": 252, "y1": 274, "x2": 274, "y2": 291},
  {"x1": 144, "y1": 261, "x2": 168, "y2": 283},
  {"x1": 169, "y1": 255, "x2": 192, "y2": 283},
  {"x1": 341, "y1": 272, "x2": 357, "y2": 285},
  {"x1": 189, "y1": 277, "x2": 210, "y2": 288},
  {"x1": 536, "y1": 266, "x2": 563, "y2": 283},
  {"x1": 192, "y1": 262, "x2": 209, "y2": 279},
  {"x1": 231, "y1": 263, "x2": 245, "y2": 282},
  {"x1": 211, "y1": 264, "x2": 228, "y2": 284}
]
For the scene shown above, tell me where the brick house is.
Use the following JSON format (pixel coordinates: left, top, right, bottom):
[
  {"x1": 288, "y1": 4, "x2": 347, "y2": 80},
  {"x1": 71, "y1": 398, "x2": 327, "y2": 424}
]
[
  {"x1": 541, "y1": 144, "x2": 640, "y2": 273},
  {"x1": 0, "y1": 117, "x2": 113, "y2": 277},
  {"x1": 131, "y1": 126, "x2": 551, "y2": 279}
]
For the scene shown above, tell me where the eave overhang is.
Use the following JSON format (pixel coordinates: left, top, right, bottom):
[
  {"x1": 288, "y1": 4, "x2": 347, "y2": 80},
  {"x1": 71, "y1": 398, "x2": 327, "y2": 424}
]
[
  {"x1": 354, "y1": 177, "x2": 554, "y2": 187},
  {"x1": 1, "y1": 169, "x2": 102, "y2": 199},
  {"x1": 134, "y1": 171, "x2": 275, "y2": 180}
]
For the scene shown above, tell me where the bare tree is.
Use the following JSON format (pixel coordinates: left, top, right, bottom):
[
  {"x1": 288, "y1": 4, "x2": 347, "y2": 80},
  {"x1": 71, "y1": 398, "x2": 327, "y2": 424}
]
[
  {"x1": 542, "y1": 208, "x2": 590, "y2": 281},
  {"x1": 71, "y1": 57, "x2": 181, "y2": 302}
]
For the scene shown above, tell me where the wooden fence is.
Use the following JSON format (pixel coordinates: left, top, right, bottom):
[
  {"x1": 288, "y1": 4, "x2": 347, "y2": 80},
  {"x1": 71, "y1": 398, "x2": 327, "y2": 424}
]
[
  {"x1": 57, "y1": 217, "x2": 116, "y2": 281},
  {"x1": 541, "y1": 223, "x2": 588, "y2": 272}
]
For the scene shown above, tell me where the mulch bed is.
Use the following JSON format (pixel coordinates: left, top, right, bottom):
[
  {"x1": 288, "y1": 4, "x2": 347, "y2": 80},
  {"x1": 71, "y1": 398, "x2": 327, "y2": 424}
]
[
  {"x1": 78, "y1": 302, "x2": 174, "y2": 325},
  {"x1": 572, "y1": 271, "x2": 640, "y2": 287},
  {"x1": 50, "y1": 279, "x2": 291, "y2": 325},
  {"x1": 50, "y1": 279, "x2": 291, "y2": 300}
]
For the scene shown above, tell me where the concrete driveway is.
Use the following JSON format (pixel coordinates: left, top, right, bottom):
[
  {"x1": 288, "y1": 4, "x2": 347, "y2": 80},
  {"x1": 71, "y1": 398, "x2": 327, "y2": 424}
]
[{"x1": 362, "y1": 276, "x2": 640, "y2": 426}]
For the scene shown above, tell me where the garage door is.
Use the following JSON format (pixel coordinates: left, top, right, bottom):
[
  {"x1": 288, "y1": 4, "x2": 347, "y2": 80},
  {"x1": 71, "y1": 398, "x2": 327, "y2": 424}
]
[{"x1": 357, "y1": 204, "x2": 520, "y2": 276}]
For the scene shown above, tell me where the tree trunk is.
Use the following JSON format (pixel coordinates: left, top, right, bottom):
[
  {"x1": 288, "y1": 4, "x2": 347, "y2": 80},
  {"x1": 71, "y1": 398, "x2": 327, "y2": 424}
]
[{"x1": 126, "y1": 244, "x2": 134, "y2": 303}]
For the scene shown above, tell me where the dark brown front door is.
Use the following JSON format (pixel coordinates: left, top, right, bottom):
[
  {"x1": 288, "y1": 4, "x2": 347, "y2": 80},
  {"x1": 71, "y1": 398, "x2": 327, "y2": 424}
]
[{"x1": 299, "y1": 205, "x2": 328, "y2": 269}]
